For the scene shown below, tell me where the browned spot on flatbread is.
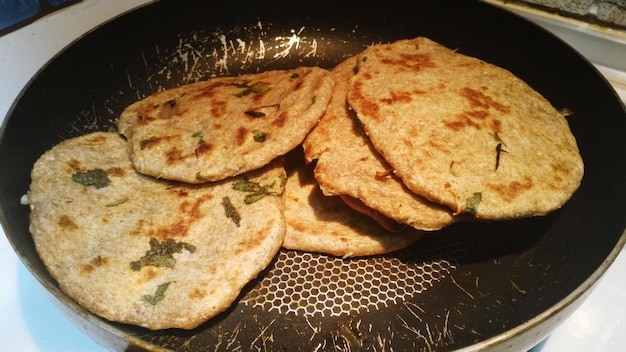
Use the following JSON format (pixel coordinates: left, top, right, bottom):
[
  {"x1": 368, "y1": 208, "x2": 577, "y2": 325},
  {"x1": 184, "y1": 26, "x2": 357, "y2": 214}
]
[
  {"x1": 136, "y1": 267, "x2": 159, "y2": 285},
  {"x1": 210, "y1": 100, "x2": 227, "y2": 117},
  {"x1": 81, "y1": 256, "x2": 109, "y2": 275},
  {"x1": 153, "y1": 220, "x2": 188, "y2": 240},
  {"x1": 66, "y1": 158, "x2": 80, "y2": 172},
  {"x1": 272, "y1": 111, "x2": 288, "y2": 127},
  {"x1": 488, "y1": 176, "x2": 533, "y2": 202},
  {"x1": 381, "y1": 52, "x2": 436, "y2": 71},
  {"x1": 59, "y1": 214, "x2": 77, "y2": 230},
  {"x1": 461, "y1": 87, "x2": 510, "y2": 113},
  {"x1": 381, "y1": 90, "x2": 413, "y2": 105},
  {"x1": 445, "y1": 88, "x2": 510, "y2": 132},
  {"x1": 189, "y1": 287, "x2": 207, "y2": 300},
  {"x1": 235, "y1": 126, "x2": 249, "y2": 145},
  {"x1": 149, "y1": 194, "x2": 214, "y2": 241},
  {"x1": 195, "y1": 143, "x2": 213, "y2": 155},
  {"x1": 166, "y1": 147, "x2": 184, "y2": 165},
  {"x1": 106, "y1": 167, "x2": 125, "y2": 177},
  {"x1": 351, "y1": 81, "x2": 380, "y2": 120}
]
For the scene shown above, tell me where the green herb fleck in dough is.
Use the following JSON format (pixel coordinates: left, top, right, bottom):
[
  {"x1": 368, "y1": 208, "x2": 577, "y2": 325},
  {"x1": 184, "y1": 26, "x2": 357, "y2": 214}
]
[
  {"x1": 72, "y1": 169, "x2": 110, "y2": 189},
  {"x1": 232, "y1": 174, "x2": 285, "y2": 204},
  {"x1": 490, "y1": 131, "x2": 507, "y2": 147},
  {"x1": 144, "y1": 282, "x2": 170, "y2": 305},
  {"x1": 465, "y1": 192, "x2": 482, "y2": 216},
  {"x1": 130, "y1": 238, "x2": 196, "y2": 271},
  {"x1": 222, "y1": 196, "x2": 241, "y2": 227},
  {"x1": 196, "y1": 172, "x2": 208, "y2": 181},
  {"x1": 245, "y1": 110, "x2": 266, "y2": 118},
  {"x1": 290, "y1": 72, "x2": 300, "y2": 79},
  {"x1": 252, "y1": 130, "x2": 267, "y2": 142},
  {"x1": 192, "y1": 131, "x2": 205, "y2": 144},
  {"x1": 106, "y1": 197, "x2": 129, "y2": 207}
]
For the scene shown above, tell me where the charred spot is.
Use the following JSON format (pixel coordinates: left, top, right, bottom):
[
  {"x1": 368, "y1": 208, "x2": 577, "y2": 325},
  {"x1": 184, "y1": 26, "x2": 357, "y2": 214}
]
[
  {"x1": 381, "y1": 53, "x2": 436, "y2": 71},
  {"x1": 195, "y1": 143, "x2": 213, "y2": 155},
  {"x1": 460, "y1": 87, "x2": 510, "y2": 113},
  {"x1": 129, "y1": 219, "x2": 148, "y2": 237},
  {"x1": 137, "y1": 268, "x2": 158, "y2": 285},
  {"x1": 491, "y1": 119, "x2": 503, "y2": 133},
  {"x1": 381, "y1": 90, "x2": 414, "y2": 105},
  {"x1": 210, "y1": 100, "x2": 227, "y2": 117},
  {"x1": 165, "y1": 147, "x2": 184, "y2": 164},
  {"x1": 466, "y1": 109, "x2": 490, "y2": 120},
  {"x1": 170, "y1": 187, "x2": 189, "y2": 197},
  {"x1": 67, "y1": 159, "x2": 81, "y2": 171},
  {"x1": 58, "y1": 214, "x2": 77, "y2": 230},
  {"x1": 272, "y1": 111, "x2": 288, "y2": 127},
  {"x1": 106, "y1": 167, "x2": 125, "y2": 177},
  {"x1": 154, "y1": 220, "x2": 189, "y2": 240},
  {"x1": 293, "y1": 80, "x2": 304, "y2": 91},
  {"x1": 189, "y1": 288, "x2": 207, "y2": 300},
  {"x1": 445, "y1": 114, "x2": 482, "y2": 131},
  {"x1": 235, "y1": 127, "x2": 249, "y2": 145},
  {"x1": 82, "y1": 255, "x2": 109, "y2": 274},
  {"x1": 488, "y1": 176, "x2": 533, "y2": 202},
  {"x1": 351, "y1": 81, "x2": 380, "y2": 120},
  {"x1": 80, "y1": 264, "x2": 94, "y2": 275}
]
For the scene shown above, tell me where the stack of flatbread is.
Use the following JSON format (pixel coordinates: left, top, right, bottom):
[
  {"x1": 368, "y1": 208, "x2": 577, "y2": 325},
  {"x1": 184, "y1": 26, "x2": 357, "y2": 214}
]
[{"x1": 26, "y1": 37, "x2": 583, "y2": 331}]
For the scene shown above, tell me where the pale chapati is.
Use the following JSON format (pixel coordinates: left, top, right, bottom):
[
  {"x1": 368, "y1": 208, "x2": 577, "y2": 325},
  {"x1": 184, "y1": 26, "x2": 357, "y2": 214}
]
[
  {"x1": 28, "y1": 132, "x2": 286, "y2": 330},
  {"x1": 348, "y1": 37, "x2": 584, "y2": 219},
  {"x1": 303, "y1": 57, "x2": 455, "y2": 230},
  {"x1": 119, "y1": 66, "x2": 334, "y2": 183},
  {"x1": 283, "y1": 150, "x2": 423, "y2": 258}
]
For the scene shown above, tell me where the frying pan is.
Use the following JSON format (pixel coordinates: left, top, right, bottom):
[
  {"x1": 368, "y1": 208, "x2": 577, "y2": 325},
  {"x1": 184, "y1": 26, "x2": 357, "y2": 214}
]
[{"x1": 1, "y1": 0, "x2": 625, "y2": 351}]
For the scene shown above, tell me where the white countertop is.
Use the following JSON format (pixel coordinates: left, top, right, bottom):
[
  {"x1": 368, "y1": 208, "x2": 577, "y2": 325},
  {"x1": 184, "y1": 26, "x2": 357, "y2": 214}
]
[{"x1": 1, "y1": 1, "x2": 625, "y2": 351}]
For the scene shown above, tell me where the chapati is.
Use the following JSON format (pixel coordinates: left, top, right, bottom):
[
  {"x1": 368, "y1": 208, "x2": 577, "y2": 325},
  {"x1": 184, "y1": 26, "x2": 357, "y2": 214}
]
[
  {"x1": 283, "y1": 150, "x2": 423, "y2": 258},
  {"x1": 28, "y1": 132, "x2": 286, "y2": 330},
  {"x1": 348, "y1": 37, "x2": 584, "y2": 219},
  {"x1": 119, "y1": 66, "x2": 334, "y2": 183},
  {"x1": 303, "y1": 57, "x2": 455, "y2": 230}
]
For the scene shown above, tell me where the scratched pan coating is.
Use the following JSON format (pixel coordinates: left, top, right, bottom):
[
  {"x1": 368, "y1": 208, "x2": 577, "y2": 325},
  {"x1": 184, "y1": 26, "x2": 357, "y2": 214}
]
[{"x1": 1, "y1": 0, "x2": 626, "y2": 351}]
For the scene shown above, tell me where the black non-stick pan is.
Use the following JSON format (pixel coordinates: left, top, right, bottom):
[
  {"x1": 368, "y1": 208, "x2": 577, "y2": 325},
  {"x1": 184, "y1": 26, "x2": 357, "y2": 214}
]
[{"x1": 1, "y1": 0, "x2": 626, "y2": 351}]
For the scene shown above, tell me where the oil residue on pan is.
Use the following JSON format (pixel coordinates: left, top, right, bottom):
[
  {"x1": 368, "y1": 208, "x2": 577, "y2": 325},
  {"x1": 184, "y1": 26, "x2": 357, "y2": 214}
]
[{"x1": 126, "y1": 21, "x2": 339, "y2": 97}]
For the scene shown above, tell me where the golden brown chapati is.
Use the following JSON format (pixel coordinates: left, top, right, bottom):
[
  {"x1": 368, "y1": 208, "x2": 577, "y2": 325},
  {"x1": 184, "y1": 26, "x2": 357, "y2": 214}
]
[
  {"x1": 119, "y1": 67, "x2": 334, "y2": 183},
  {"x1": 28, "y1": 132, "x2": 286, "y2": 330},
  {"x1": 303, "y1": 57, "x2": 455, "y2": 230},
  {"x1": 283, "y1": 151, "x2": 423, "y2": 258},
  {"x1": 348, "y1": 37, "x2": 584, "y2": 219}
]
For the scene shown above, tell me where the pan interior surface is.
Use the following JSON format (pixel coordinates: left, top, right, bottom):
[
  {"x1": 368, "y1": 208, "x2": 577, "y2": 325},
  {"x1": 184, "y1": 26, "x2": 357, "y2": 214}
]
[{"x1": 1, "y1": 0, "x2": 625, "y2": 350}]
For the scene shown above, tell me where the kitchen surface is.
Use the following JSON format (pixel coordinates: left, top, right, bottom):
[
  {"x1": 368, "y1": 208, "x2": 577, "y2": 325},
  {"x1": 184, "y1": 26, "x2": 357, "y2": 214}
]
[{"x1": 1, "y1": 1, "x2": 625, "y2": 351}]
